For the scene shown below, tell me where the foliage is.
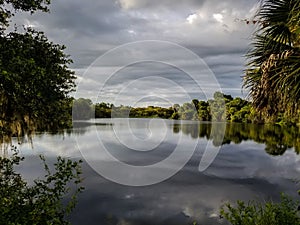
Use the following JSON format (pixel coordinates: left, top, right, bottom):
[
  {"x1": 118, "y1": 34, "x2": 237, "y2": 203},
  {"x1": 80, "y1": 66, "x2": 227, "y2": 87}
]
[
  {"x1": 174, "y1": 92, "x2": 248, "y2": 122},
  {"x1": 88, "y1": 91, "x2": 298, "y2": 125},
  {"x1": 244, "y1": 0, "x2": 300, "y2": 124},
  {"x1": 0, "y1": 29, "x2": 75, "y2": 135},
  {"x1": 0, "y1": 146, "x2": 84, "y2": 225},
  {"x1": 208, "y1": 92, "x2": 227, "y2": 121},
  {"x1": 197, "y1": 101, "x2": 211, "y2": 121},
  {"x1": 0, "y1": 0, "x2": 76, "y2": 137},
  {"x1": 130, "y1": 106, "x2": 174, "y2": 119},
  {"x1": 72, "y1": 98, "x2": 93, "y2": 120},
  {"x1": 178, "y1": 102, "x2": 197, "y2": 120},
  {"x1": 220, "y1": 194, "x2": 300, "y2": 225},
  {"x1": 93, "y1": 102, "x2": 174, "y2": 119},
  {"x1": 0, "y1": 0, "x2": 51, "y2": 29}
]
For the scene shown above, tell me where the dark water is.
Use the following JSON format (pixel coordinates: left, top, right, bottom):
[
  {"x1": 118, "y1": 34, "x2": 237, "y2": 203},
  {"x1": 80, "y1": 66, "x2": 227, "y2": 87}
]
[{"x1": 15, "y1": 119, "x2": 300, "y2": 225}]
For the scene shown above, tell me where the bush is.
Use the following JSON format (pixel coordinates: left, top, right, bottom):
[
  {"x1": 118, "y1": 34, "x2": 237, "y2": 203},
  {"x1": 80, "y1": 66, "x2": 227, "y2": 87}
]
[
  {"x1": 0, "y1": 146, "x2": 84, "y2": 225},
  {"x1": 220, "y1": 194, "x2": 300, "y2": 225}
]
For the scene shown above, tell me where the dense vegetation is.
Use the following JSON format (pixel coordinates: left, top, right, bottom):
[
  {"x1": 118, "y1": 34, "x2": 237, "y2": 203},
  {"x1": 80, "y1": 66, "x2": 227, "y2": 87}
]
[
  {"x1": 220, "y1": 0, "x2": 300, "y2": 224},
  {"x1": 1, "y1": 0, "x2": 299, "y2": 224},
  {"x1": 0, "y1": 1, "x2": 83, "y2": 224},
  {"x1": 244, "y1": 0, "x2": 300, "y2": 124},
  {"x1": 0, "y1": 147, "x2": 84, "y2": 225},
  {"x1": 220, "y1": 195, "x2": 300, "y2": 225},
  {"x1": 73, "y1": 91, "x2": 298, "y2": 125},
  {"x1": 0, "y1": 0, "x2": 75, "y2": 141}
]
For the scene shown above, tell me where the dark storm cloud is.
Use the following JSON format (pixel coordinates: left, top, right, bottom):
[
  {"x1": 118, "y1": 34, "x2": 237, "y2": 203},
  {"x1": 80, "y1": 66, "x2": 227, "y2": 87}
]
[
  {"x1": 12, "y1": 0, "x2": 259, "y2": 104},
  {"x1": 118, "y1": 0, "x2": 205, "y2": 9}
]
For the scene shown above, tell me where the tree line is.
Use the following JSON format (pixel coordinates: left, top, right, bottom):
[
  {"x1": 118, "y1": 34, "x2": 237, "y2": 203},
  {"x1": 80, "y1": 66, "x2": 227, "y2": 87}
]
[
  {"x1": 1, "y1": 0, "x2": 300, "y2": 224},
  {"x1": 72, "y1": 91, "x2": 299, "y2": 125}
]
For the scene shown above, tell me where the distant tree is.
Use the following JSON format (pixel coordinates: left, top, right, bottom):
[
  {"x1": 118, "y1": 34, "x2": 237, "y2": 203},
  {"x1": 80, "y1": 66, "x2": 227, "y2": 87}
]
[
  {"x1": 95, "y1": 102, "x2": 112, "y2": 118},
  {"x1": 209, "y1": 92, "x2": 227, "y2": 121},
  {"x1": 192, "y1": 99, "x2": 199, "y2": 111},
  {"x1": 213, "y1": 91, "x2": 224, "y2": 100},
  {"x1": 173, "y1": 104, "x2": 180, "y2": 112},
  {"x1": 117, "y1": 105, "x2": 131, "y2": 118},
  {"x1": 197, "y1": 101, "x2": 211, "y2": 121},
  {"x1": 72, "y1": 98, "x2": 93, "y2": 120},
  {"x1": 178, "y1": 103, "x2": 196, "y2": 120},
  {"x1": 226, "y1": 97, "x2": 250, "y2": 122},
  {"x1": 171, "y1": 111, "x2": 179, "y2": 120}
]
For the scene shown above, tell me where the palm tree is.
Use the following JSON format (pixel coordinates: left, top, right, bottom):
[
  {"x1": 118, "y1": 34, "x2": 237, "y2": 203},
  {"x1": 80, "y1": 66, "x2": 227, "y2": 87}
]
[{"x1": 244, "y1": 0, "x2": 300, "y2": 123}]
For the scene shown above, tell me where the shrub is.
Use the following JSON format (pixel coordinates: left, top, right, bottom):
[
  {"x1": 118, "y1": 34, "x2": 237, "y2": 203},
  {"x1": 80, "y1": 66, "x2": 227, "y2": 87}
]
[
  {"x1": 220, "y1": 194, "x2": 300, "y2": 225},
  {"x1": 0, "y1": 146, "x2": 84, "y2": 225}
]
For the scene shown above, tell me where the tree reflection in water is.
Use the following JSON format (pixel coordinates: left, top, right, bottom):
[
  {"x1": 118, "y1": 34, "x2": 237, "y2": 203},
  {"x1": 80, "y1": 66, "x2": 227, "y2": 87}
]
[{"x1": 173, "y1": 122, "x2": 300, "y2": 156}]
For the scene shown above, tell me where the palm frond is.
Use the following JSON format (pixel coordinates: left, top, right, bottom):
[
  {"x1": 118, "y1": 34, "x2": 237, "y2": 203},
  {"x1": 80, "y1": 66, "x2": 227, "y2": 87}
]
[{"x1": 244, "y1": 0, "x2": 300, "y2": 119}]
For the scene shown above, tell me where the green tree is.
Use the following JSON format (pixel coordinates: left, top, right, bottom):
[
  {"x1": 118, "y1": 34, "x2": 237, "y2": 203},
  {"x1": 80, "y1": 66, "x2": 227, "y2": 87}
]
[
  {"x1": 192, "y1": 99, "x2": 199, "y2": 111},
  {"x1": 197, "y1": 101, "x2": 211, "y2": 121},
  {"x1": 0, "y1": 3, "x2": 83, "y2": 224},
  {"x1": 226, "y1": 97, "x2": 251, "y2": 122},
  {"x1": 0, "y1": 29, "x2": 75, "y2": 134},
  {"x1": 95, "y1": 102, "x2": 112, "y2": 118},
  {"x1": 178, "y1": 102, "x2": 196, "y2": 120},
  {"x1": 72, "y1": 98, "x2": 93, "y2": 120},
  {"x1": 244, "y1": 0, "x2": 300, "y2": 123},
  {"x1": 171, "y1": 104, "x2": 180, "y2": 119},
  {"x1": 0, "y1": 0, "x2": 51, "y2": 29},
  {"x1": 208, "y1": 92, "x2": 227, "y2": 121},
  {"x1": 0, "y1": 0, "x2": 76, "y2": 136},
  {"x1": 173, "y1": 104, "x2": 180, "y2": 112}
]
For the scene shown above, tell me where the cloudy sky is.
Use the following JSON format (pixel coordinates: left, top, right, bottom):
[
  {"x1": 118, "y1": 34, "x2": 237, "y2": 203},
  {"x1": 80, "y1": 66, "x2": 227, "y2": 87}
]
[{"x1": 15, "y1": 0, "x2": 260, "y2": 106}]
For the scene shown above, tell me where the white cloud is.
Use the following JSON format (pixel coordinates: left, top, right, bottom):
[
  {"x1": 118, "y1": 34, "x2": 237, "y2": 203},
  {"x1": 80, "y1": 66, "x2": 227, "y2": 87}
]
[
  {"x1": 23, "y1": 19, "x2": 40, "y2": 28},
  {"x1": 127, "y1": 29, "x2": 137, "y2": 35},
  {"x1": 118, "y1": 0, "x2": 138, "y2": 9},
  {"x1": 213, "y1": 13, "x2": 223, "y2": 23},
  {"x1": 186, "y1": 13, "x2": 198, "y2": 24}
]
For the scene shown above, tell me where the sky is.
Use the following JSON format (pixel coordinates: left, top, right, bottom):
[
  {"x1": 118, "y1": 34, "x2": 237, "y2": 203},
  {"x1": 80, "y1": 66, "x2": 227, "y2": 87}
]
[{"x1": 14, "y1": 0, "x2": 260, "y2": 107}]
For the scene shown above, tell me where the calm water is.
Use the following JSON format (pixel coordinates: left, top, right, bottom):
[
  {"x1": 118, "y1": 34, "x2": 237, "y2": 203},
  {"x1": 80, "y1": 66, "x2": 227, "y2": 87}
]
[{"x1": 15, "y1": 119, "x2": 300, "y2": 225}]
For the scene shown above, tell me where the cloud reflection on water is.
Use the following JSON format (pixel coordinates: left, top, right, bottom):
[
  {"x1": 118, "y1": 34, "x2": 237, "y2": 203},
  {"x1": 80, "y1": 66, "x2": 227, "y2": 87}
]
[{"x1": 15, "y1": 119, "x2": 300, "y2": 225}]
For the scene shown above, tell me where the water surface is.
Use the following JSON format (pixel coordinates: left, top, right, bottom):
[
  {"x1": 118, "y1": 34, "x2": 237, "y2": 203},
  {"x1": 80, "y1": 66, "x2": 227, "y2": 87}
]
[{"x1": 16, "y1": 119, "x2": 300, "y2": 225}]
